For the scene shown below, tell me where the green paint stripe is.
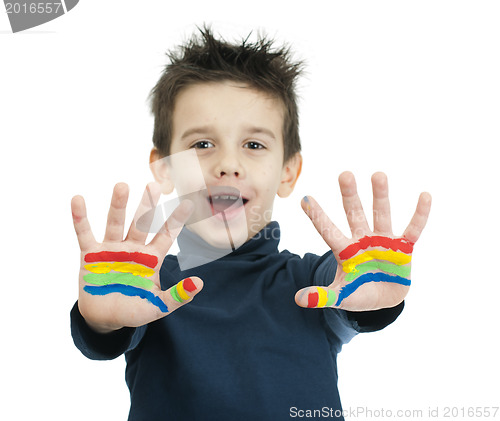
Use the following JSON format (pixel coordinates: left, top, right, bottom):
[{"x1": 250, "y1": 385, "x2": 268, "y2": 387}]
[
  {"x1": 83, "y1": 272, "x2": 154, "y2": 290},
  {"x1": 326, "y1": 290, "x2": 336, "y2": 307},
  {"x1": 170, "y1": 286, "x2": 183, "y2": 303},
  {"x1": 345, "y1": 261, "x2": 410, "y2": 283}
]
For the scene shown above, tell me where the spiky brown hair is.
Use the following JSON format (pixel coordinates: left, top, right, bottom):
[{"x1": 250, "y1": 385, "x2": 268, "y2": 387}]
[{"x1": 149, "y1": 26, "x2": 304, "y2": 163}]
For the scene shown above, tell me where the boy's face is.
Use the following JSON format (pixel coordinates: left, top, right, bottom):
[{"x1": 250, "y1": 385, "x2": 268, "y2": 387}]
[{"x1": 152, "y1": 81, "x2": 301, "y2": 249}]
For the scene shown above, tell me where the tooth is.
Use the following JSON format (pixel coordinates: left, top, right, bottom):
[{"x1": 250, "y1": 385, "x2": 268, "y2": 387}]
[{"x1": 210, "y1": 194, "x2": 240, "y2": 201}]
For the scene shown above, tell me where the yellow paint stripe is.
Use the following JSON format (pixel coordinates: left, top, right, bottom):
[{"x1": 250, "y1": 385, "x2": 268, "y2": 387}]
[
  {"x1": 176, "y1": 281, "x2": 190, "y2": 301},
  {"x1": 84, "y1": 262, "x2": 155, "y2": 277},
  {"x1": 317, "y1": 287, "x2": 328, "y2": 307},
  {"x1": 341, "y1": 249, "x2": 411, "y2": 274}
]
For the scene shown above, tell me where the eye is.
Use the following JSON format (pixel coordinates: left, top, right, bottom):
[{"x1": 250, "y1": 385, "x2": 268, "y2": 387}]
[
  {"x1": 191, "y1": 140, "x2": 214, "y2": 149},
  {"x1": 244, "y1": 141, "x2": 265, "y2": 150}
]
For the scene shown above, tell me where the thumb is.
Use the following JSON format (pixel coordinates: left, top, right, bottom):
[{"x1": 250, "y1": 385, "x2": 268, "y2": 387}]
[
  {"x1": 295, "y1": 286, "x2": 338, "y2": 309},
  {"x1": 160, "y1": 276, "x2": 204, "y2": 314}
]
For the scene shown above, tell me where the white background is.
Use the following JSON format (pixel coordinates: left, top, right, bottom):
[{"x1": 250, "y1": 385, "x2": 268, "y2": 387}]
[{"x1": 1, "y1": 1, "x2": 499, "y2": 420}]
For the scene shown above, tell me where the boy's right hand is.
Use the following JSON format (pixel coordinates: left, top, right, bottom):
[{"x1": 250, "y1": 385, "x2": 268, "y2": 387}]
[{"x1": 71, "y1": 182, "x2": 203, "y2": 334}]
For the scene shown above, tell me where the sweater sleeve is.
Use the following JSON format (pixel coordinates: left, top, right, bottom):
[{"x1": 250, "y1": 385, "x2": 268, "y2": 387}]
[
  {"x1": 70, "y1": 302, "x2": 147, "y2": 360},
  {"x1": 312, "y1": 251, "x2": 404, "y2": 342}
]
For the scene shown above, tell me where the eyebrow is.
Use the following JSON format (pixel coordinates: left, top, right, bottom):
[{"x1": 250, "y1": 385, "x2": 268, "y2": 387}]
[
  {"x1": 180, "y1": 126, "x2": 277, "y2": 141},
  {"x1": 245, "y1": 126, "x2": 277, "y2": 140},
  {"x1": 180, "y1": 126, "x2": 213, "y2": 141}
]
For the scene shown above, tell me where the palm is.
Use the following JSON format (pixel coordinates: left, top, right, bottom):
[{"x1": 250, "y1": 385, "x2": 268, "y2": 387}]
[
  {"x1": 296, "y1": 172, "x2": 431, "y2": 312},
  {"x1": 77, "y1": 244, "x2": 166, "y2": 330},
  {"x1": 72, "y1": 182, "x2": 202, "y2": 333}
]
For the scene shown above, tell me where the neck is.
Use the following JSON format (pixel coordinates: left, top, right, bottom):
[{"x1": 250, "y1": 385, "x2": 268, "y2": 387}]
[{"x1": 176, "y1": 221, "x2": 281, "y2": 270}]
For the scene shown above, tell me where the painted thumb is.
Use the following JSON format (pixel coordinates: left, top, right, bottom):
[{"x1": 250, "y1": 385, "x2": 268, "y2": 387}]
[{"x1": 164, "y1": 277, "x2": 204, "y2": 310}]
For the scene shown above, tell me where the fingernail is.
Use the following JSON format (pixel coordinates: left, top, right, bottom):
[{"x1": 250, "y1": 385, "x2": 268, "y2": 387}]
[{"x1": 303, "y1": 196, "x2": 311, "y2": 211}]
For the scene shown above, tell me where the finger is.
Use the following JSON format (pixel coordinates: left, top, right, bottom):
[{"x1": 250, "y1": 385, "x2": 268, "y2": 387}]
[
  {"x1": 103, "y1": 183, "x2": 129, "y2": 242},
  {"x1": 295, "y1": 286, "x2": 338, "y2": 309},
  {"x1": 71, "y1": 195, "x2": 97, "y2": 251},
  {"x1": 158, "y1": 276, "x2": 204, "y2": 314},
  {"x1": 371, "y1": 172, "x2": 393, "y2": 235},
  {"x1": 339, "y1": 171, "x2": 371, "y2": 237},
  {"x1": 403, "y1": 192, "x2": 432, "y2": 244},
  {"x1": 301, "y1": 195, "x2": 350, "y2": 254},
  {"x1": 148, "y1": 199, "x2": 194, "y2": 256},
  {"x1": 126, "y1": 182, "x2": 161, "y2": 244}
]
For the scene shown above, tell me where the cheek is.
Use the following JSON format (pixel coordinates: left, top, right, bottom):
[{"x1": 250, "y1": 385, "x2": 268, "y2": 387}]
[
  {"x1": 259, "y1": 164, "x2": 282, "y2": 187},
  {"x1": 257, "y1": 176, "x2": 277, "y2": 198},
  {"x1": 169, "y1": 152, "x2": 207, "y2": 194}
]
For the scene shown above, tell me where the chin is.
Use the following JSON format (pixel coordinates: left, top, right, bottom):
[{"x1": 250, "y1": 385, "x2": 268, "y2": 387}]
[{"x1": 187, "y1": 212, "x2": 250, "y2": 250}]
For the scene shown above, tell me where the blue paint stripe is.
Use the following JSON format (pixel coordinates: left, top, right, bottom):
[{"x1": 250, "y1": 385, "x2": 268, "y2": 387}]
[
  {"x1": 335, "y1": 272, "x2": 411, "y2": 306},
  {"x1": 84, "y1": 284, "x2": 169, "y2": 313}
]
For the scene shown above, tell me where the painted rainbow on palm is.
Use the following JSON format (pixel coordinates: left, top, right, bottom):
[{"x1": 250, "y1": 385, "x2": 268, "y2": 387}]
[
  {"x1": 337, "y1": 235, "x2": 413, "y2": 306},
  {"x1": 82, "y1": 251, "x2": 169, "y2": 313},
  {"x1": 307, "y1": 236, "x2": 414, "y2": 308}
]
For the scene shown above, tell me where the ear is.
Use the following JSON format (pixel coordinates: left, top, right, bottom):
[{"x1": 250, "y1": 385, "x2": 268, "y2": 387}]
[
  {"x1": 149, "y1": 149, "x2": 175, "y2": 195},
  {"x1": 277, "y1": 152, "x2": 302, "y2": 198}
]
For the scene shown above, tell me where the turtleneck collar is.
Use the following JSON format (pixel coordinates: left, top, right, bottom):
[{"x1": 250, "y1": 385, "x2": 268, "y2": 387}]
[{"x1": 176, "y1": 221, "x2": 281, "y2": 270}]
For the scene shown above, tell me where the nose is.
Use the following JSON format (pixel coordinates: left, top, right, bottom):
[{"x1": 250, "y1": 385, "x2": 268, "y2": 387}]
[{"x1": 214, "y1": 148, "x2": 244, "y2": 179}]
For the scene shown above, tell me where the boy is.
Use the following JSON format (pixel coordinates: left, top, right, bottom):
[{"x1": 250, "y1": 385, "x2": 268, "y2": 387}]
[{"x1": 70, "y1": 28, "x2": 431, "y2": 420}]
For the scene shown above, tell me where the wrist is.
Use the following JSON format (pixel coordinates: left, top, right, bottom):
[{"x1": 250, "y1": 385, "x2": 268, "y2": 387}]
[
  {"x1": 84, "y1": 319, "x2": 122, "y2": 335},
  {"x1": 77, "y1": 301, "x2": 124, "y2": 334}
]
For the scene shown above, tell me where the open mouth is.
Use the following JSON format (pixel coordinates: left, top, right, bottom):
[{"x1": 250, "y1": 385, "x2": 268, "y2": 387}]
[{"x1": 207, "y1": 186, "x2": 249, "y2": 215}]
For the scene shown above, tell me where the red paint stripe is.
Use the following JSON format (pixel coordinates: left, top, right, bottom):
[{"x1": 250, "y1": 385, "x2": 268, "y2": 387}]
[
  {"x1": 84, "y1": 251, "x2": 158, "y2": 268},
  {"x1": 307, "y1": 292, "x2": 319, "y2": 308},
  {"x1": 182, "y1": 277, "x2": 197, "y2": 293},
  {"x1": 339, "y1": 236, "x2": 414, "y2": 260}
]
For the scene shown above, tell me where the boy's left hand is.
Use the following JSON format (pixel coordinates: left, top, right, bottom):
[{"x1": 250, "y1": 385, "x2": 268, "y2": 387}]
[{"x1": 295, "y1": 172, "x2": 431, "y2": 311}]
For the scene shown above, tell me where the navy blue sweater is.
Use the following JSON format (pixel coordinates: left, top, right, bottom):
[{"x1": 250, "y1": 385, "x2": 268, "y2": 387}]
[{"x1": 71, "y1": 222, "x2": 403, "y2": 420}]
